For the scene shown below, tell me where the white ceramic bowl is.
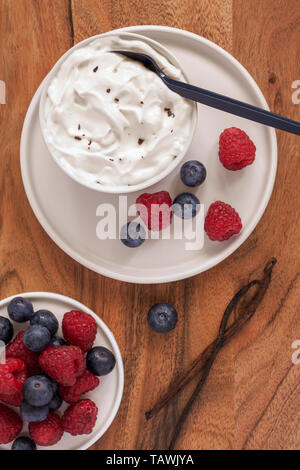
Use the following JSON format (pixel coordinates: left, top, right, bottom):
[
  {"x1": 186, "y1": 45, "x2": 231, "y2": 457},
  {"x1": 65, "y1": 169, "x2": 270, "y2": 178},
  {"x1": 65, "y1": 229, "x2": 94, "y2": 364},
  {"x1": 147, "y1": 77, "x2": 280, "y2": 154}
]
[
  {"x1": 39, "y1": 31, "x2": 198, "y2": 194},
  {"x1": 0, "y1": 292, "x2": 124, "y2": 450}
]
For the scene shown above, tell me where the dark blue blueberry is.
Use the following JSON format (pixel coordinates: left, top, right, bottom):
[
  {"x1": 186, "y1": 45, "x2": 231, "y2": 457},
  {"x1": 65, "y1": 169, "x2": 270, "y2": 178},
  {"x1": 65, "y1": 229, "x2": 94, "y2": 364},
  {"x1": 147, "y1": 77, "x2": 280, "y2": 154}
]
[
  {"x1": 11, "y1": 436, "x2": 36, "y2": 450},
  {"x1": 7, "y1": 297, "x2": 34, "y2": 323},
  {"x1": 180, "y1": 160, "x2": 206, "y2": 187},
  {"x1": 48, "y1": 392, "x2": 62, "y2": 411},
  {"x1": 0, "y1": 316, "x2": 13, "y2": 344},
  {"x1": 42, "y1": 375, "x2": 59, "y2": 393},
  {"x1": 50, "y1": 379, "x2": 59, "y2": 394},
  {"x1": 172, "y1": 192, "x2": 200, "y2": 219},
  {"x1": 20, "y1": 401, "x2": 49, "y2": 423},
  {"x1": 23, "y1": 325, "x2": 51, "y2": 352},
  {"x1": 147, "y1": 303, "x2": 178, "y2": 333},
  {"x1": 30, "y1": 310, "x2": 59, "y2": 336},
  {"x1": 86, "y1": 346, "x2": 116, "y2": 376},
  {"x1": 23, "y1": 375, "x2": 54, "y2": 407},
  {"x1": 120, "y1": 222, "x2": 146, "y2": 248},
  {"x1": 49, "y1": 336, "x2": 67, "y2": 347}
]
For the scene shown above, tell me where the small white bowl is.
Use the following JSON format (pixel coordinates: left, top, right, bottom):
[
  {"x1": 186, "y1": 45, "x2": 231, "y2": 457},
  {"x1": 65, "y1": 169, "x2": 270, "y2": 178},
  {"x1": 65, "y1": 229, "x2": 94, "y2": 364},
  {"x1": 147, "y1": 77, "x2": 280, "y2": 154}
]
[
  {"x1": 39, "y1": 31, "x2": 198, "y2": 194},
  {"x1": 0, "y1": 292, "x2": 124, "y2": 451}
]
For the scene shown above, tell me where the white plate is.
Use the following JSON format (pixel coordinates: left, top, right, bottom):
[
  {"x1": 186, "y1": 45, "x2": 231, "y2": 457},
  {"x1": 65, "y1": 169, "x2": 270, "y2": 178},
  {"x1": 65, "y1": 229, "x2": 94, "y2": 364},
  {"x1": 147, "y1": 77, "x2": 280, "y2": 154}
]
[
  {"x1": 21, "y1": 26, "x2": 277, "y2": 284},
  {"x1": 0, "y1": 292, "x2": 124, "y2": 450}
]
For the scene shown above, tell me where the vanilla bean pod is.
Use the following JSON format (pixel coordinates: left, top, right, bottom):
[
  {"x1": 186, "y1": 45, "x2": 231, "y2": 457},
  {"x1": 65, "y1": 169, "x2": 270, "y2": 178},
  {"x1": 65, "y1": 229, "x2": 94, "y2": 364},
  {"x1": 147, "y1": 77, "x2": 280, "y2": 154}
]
[
  {"x1": 145, "y1": 258, "x2": 276, "y2": 449},
  {"x1": 146, "y1": 259, "x2": 276, "y2": 423},
  {"x1": 145, "y1": 301, "x2": 257, "y2": 421},
  {"x1": 166, "y1": 258, "x2": 276, "y2": 449}
]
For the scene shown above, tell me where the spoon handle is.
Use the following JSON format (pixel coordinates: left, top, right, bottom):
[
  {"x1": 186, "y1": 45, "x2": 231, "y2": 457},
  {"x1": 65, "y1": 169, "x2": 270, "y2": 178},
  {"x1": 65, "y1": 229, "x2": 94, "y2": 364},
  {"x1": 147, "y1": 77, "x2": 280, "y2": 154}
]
[{"x1": 164, "y1": 76, "x2": 300, "y2": 136}]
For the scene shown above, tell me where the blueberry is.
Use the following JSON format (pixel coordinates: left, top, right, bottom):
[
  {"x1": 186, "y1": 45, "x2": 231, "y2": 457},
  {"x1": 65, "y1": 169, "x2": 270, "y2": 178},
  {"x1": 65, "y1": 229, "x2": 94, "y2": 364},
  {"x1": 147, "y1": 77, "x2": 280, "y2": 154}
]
[
  {"x1": 42, "y1": 375, "x2": 59, "y2": 393},
  {"x1": 23, "y1": 325, "x2": 51, "y2": 352},
  {"x1": 49, "y1": 336, "x2": 67, "y2": 347},
  {"x1": 30, "y1": 310, "x2": 58, "y2": 336},
  {"x1": 172, "y1": 192, "x2": 200, "y2": 219},
  {"x1": 48, "y1": 392, "x2": 62, "y2": 411},
  {"x1": 23, "y1": 375, "x2": 54, "y2": 407},
  {"x1": 86, "y1": 346, "x2": 116, "y2": 376},
  {"x1": 11, "y1": 436, "x2": 36, "y2": 450},
  {"x1": 147, "y1": 303, "x2": 178, "y2": 333},
  {"x1": 20, "y1": 401, "x2": 49, "y2": 423},
  {"x1": 7, "y1": 297, "x2": 34, "y2": 323},
  {"x1": 0, "y1": 316, "x2": 13, "y2": 344},
  {"x1": 180, "y1": 160, "x2": 206, "y2": 187},
  {"x1": 50, "y1": 379, "x2": 59, "y2": 394},
  {"x1": 120, "y1": 222, "x2": 146, "y2": 248}
]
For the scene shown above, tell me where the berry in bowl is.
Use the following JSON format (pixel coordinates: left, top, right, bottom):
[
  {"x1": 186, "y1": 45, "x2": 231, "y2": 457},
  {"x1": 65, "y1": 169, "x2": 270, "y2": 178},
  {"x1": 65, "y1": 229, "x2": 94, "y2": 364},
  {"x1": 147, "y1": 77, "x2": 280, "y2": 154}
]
[
  {"x1": 0, "y1": 293, "x2": 123, "y2": 450},
  {"x1": 39, "y1": 32, "x2": 197, "y2": 193}
]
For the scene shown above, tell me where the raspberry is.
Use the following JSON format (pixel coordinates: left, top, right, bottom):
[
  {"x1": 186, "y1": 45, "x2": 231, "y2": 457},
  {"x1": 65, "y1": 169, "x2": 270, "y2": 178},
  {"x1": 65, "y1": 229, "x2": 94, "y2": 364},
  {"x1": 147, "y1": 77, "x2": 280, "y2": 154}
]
[
  {"x1": 59, "y1": 369, "x2": 99, "y2": 404},
  {"x1": 0, "y1": 403, "x2": 23, "y2": 444},
  {"x1": 0, "y1": 357, "x2": 27, "y2": 407},
  {"x1": 6, "y1": 331, "x2": 41, "y2": 375},
  {"x1": 205, "y1": 201, "x2": 242, "y2": 241},
  {"x1": 0, "y1": 391, "x2": 24, "y2": 407},
  {"x1": 39, "y1": 345, "x2": 85, "y2": 387},
  {"x1": 136, "y1": 191, "x2": 173, "y2": 231},
  {"x1": 219, "y1": 127, "x2": 256, "y2": 170},
  {"x1": 29, "y1": 413, "x2": 63, "y2": 446},
  {"x1": 62, "y1": 311, "x2": 97, "y2": 353},
  {"x1": 62, "y1": 399, "x2": 98, "y2": 436},
  {"x1": 0, "y1": 357, "x2": 27, "y2": 395}
]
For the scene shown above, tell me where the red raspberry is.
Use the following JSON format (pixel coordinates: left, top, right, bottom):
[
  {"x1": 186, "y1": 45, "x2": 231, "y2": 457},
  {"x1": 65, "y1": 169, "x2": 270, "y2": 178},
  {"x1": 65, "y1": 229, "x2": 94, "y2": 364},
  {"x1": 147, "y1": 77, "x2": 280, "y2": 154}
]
[
  {"x1": 6, "y1": 331, "x2": 41, "y2": 375},
  {"x1": 205, "y1": 201, "x2": 242, "y2": 241},
  {"x1": 0, "y1": 403, "x2": 23, "y2": 444},
  {"x1": 39, "y1": 345, "x2": 85, "y2": 387},
  {"x1": 59, "y1": 369, "x2": 99, "y2": 404},
  {"x1": 0, "y1": 357, "x2": 27, "y2": 395},
  {"x1": 0, "y1": 391, "x2": 24, "y2": 407},
  {"x1": 62, "y1": 311, "x2": 97, "y2": 352},
  {"x1": 219, "y1": 127, "x2": 256, "y2": 170},
  {"x1": 0, "y1": 357, "x2": 27, "y2": 406},
  {"x1": 136, "y1": 191, "x2": 173, "y2": 231},
  {"x1": 29, "y1": 413, "x2": 63, "y2": 446},
  {"x1": 62, "y1": 399, "x2": 98, "y2": 436}
]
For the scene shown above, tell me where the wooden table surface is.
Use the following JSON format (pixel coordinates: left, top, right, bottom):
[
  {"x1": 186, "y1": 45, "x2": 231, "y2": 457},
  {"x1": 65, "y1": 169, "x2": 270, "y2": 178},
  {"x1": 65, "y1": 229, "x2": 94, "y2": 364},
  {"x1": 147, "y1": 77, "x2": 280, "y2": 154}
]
[{"x1": 0, "y1": 0, "x2": 299, "y2": 450}]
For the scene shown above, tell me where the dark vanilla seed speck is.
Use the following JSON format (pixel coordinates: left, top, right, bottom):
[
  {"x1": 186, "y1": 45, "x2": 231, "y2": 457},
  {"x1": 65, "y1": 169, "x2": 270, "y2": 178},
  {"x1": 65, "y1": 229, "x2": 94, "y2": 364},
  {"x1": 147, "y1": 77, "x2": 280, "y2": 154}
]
[{"x1": 164, "y1": 107, "x2": 175, "y2": 118}]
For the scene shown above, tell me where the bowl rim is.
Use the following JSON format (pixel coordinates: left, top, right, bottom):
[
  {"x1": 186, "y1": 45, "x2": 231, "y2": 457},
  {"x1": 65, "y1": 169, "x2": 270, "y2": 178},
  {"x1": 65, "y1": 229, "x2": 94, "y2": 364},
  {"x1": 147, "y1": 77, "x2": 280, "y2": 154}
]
[
  {"x1": 39, "y1": 31, "x2": 198, "y2": 194},
  {"x1": 0, "y1": 291, "x2": 124, "y2": 450}
]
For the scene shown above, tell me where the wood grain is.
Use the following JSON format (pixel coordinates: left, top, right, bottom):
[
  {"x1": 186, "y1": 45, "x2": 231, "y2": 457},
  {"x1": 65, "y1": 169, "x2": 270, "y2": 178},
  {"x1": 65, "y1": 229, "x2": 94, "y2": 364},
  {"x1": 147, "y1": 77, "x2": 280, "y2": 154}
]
[
  {"x1": 0, "y1": 0, "x2": 299, "y2": 450},
  {"x1": 232, "y1": 0, "x2": 300, "y2": 449}
]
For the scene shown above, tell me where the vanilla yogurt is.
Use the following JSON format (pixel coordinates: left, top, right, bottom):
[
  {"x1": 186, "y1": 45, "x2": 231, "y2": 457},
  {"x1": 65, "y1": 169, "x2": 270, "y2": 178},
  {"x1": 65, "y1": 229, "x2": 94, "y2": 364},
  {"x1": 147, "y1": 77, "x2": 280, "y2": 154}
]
[{"x1": 42, "y1": 35, "x2": 195, "y2": 188}]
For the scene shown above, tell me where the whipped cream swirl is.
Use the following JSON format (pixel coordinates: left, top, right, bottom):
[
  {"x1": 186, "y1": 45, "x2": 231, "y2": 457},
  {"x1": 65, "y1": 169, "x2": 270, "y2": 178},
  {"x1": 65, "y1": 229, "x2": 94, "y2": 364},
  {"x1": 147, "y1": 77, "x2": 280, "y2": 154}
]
[{"x1": 43, "y1": 35, "x2": 195, "y2": 188}]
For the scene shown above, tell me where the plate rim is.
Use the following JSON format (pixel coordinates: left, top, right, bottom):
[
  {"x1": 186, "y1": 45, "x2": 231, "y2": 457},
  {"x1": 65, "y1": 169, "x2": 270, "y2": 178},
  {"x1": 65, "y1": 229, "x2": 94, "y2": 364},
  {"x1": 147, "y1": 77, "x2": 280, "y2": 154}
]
[
  {"x1": 20, "y1": 25, "x2": 278, "y2": 284},
  {"x1": 0, "y1": 291, "x2": 124, "y2": 450}
]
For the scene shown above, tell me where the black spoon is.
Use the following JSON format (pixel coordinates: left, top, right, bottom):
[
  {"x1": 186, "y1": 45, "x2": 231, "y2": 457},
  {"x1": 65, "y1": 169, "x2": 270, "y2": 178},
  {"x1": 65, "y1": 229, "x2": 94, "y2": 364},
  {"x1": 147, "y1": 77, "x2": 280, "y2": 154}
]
[{"x1": 110, "y1": 50, "x2": 300, "y2": 136}]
